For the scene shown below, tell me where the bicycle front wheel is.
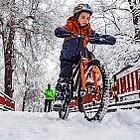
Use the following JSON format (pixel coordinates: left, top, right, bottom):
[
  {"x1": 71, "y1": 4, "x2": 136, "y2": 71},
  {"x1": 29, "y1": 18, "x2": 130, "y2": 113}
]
[{"x1": 80, "y1": 59, "x2": 109, "y2": 121}]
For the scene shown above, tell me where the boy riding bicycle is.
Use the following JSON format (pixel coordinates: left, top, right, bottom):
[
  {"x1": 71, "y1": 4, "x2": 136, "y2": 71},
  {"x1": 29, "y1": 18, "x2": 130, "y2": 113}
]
[{"x1": 53, "y1": 3, "x2": 116, "y2": 109}]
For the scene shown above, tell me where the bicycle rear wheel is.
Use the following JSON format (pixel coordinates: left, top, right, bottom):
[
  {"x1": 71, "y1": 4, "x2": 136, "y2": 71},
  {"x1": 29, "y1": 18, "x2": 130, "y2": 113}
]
[
  {"x1": 58, "y1": 99, "x2": 70, "y2": 119},
  {"x1": 79, "y1": 59, "x2": 109, "y2": 121},
  {"x1": 58, "y1": 85, "x2": 71, "y2": 120}
]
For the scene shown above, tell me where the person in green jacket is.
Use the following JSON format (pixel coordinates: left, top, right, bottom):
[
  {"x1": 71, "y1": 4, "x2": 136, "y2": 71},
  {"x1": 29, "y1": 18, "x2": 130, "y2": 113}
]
[{"x1": 43, "y1": 83, "x2": 55, "y2": 112}]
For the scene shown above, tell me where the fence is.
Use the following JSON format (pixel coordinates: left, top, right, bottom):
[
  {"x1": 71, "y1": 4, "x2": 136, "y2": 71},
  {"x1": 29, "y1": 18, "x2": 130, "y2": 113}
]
[{"x1": 0, "y1": 91, "x2": 15, "y2": 111}]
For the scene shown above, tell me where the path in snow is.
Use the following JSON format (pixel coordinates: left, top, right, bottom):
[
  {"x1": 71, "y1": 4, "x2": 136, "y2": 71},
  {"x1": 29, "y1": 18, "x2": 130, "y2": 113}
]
[{"x1": 0, "y1": 109, "x2": 140, "y2": 140}]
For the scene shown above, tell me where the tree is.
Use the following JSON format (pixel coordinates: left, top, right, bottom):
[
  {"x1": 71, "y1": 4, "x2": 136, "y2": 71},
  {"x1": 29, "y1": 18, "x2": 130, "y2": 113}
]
[
  {"x1": 0, "y1": 0, "x2": 68, "y2": 110},
  {"x1": 88, "y1": 0, "x2": 140, "y2": 74},
  {"x1": 0, "y1": 0, "x2": 16, "y2": 98},
  {"x1": 128, "y1": 0, "x2": 140, "y2": 41},
  {"x1": 13, "y1": 0, "x2": 68, "y2": 111}
]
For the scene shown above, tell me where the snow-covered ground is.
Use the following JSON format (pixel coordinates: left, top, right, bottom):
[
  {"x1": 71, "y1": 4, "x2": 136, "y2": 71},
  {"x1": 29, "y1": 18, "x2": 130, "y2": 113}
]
[{"x1": 0, "y1": 109, "x2": 140, "y2": 140}]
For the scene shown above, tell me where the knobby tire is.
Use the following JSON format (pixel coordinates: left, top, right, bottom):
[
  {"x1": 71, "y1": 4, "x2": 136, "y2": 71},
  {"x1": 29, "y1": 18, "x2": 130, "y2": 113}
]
[{"x1": 78, "y1": 59, "x2": 109, "y2": 121}]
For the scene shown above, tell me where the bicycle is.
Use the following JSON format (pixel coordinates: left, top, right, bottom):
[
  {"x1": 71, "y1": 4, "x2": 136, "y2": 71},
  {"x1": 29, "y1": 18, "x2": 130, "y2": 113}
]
[{"x1": 54, "y1": 35, "x2": 113, "y2": 121}]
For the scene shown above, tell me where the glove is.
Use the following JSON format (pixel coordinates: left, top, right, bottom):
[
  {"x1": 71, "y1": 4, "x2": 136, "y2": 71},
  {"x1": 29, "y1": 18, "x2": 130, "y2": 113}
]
[
  {"x1": 101, "y1": 35, "x2": 116, "y2": 45},
  {"x1": 55, "y1": 27, "x2": 73, "y2": 38}
]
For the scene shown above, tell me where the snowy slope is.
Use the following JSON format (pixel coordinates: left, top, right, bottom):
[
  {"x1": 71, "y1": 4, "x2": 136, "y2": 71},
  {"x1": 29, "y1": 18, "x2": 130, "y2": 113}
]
[{"x1": 0, "y1": 109, "x2": 140, "y2": 140}]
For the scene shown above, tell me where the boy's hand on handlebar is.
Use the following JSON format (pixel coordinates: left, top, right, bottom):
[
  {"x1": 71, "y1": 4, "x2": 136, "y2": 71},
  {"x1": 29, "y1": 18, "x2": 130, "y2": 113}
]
[{"x1": 89, "y1": 35, "x2": 116, "y2": 45}]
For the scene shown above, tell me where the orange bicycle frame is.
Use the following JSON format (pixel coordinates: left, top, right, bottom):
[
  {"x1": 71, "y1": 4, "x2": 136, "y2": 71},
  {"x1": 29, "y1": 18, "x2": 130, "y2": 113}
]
[{"x1": 79, "y1": 37, "x2": 101, "y2": 92}]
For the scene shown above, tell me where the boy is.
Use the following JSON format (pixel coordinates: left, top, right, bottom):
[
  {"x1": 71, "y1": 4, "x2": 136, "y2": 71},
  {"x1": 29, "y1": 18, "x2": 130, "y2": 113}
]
[{"x1": 53, "y1": 4, "x2": 116, "y2": 109}]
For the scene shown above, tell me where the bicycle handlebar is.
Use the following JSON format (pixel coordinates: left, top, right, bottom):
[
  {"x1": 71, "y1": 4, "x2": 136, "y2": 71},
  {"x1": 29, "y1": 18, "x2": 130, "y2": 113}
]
[{"x1": 64, "y1": 33, "x2": 116, "y2": 45}]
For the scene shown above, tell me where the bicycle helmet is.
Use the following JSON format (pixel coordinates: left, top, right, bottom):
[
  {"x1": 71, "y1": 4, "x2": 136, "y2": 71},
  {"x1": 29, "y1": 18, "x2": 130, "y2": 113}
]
[{"x1": 73, "y1": 4, "x2": 93, "y2": 15}]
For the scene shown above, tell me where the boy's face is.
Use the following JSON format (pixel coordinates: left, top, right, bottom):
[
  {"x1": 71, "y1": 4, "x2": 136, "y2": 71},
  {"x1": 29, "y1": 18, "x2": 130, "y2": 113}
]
[{"x1": 78, "y1": 12, "x2": 90, "y2": 27}]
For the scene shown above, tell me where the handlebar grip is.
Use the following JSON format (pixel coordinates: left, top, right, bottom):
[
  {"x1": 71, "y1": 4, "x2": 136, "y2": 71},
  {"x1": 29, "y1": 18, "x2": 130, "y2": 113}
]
[{"x1": 89, "y1": 36, "x2": 116, "y2": 45}]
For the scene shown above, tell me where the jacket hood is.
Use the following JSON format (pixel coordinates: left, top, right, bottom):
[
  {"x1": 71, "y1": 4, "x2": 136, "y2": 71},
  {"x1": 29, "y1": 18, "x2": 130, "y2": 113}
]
[{"x1": 63, "y1": 16, "x2": 92, "y2": 36}]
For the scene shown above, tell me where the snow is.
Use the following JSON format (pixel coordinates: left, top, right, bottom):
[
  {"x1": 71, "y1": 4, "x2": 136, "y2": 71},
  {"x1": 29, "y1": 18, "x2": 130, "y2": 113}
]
[
  {"x1": 0, "y1": 1, "x2": 140, "y2": 139},
  {"x1": 0, "y1": 109, "x2": 140, "y2": 140}
]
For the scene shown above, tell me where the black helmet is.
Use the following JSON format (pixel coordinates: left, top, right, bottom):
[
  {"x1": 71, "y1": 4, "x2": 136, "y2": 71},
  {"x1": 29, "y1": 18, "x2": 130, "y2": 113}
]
[{"x1": 48, "y1": 83, "x2": 51, "y2": 87}]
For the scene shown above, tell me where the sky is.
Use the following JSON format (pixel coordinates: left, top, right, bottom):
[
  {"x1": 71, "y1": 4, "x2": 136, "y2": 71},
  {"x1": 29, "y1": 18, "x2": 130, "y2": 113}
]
[{"x1": 0, "y1": 108, "x2": 140, "y2": 140}]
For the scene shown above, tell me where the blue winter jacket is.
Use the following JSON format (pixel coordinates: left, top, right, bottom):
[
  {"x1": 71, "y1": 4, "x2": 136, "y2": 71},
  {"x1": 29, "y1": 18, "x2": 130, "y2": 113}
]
[{"x1": 55, "y1": 27, "x2": 116, "y2": 61}]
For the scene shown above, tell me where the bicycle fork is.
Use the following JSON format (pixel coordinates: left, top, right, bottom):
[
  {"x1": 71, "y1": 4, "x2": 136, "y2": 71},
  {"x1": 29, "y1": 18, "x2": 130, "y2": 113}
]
[{"x1": 80, "y1": 59, "x2": 101, "y2": 92}]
